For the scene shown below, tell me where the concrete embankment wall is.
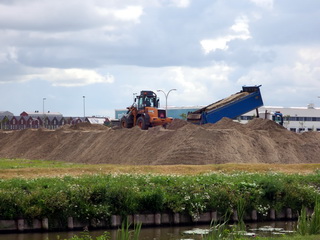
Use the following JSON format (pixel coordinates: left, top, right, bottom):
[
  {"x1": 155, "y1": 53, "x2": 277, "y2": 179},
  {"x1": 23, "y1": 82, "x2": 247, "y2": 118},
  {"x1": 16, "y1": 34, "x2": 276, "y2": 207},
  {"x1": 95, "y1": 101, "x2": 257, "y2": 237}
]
[{"x1": 0, "y1": 207, "x2": 308, "y2": 232}]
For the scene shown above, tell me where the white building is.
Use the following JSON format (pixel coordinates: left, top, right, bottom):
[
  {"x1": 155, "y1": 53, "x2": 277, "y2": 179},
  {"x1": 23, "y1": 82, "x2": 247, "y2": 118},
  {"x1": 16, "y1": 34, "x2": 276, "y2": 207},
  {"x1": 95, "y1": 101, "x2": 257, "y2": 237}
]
[{"x1": 241, "y1": 104, "x2": 320, "y2": 132}]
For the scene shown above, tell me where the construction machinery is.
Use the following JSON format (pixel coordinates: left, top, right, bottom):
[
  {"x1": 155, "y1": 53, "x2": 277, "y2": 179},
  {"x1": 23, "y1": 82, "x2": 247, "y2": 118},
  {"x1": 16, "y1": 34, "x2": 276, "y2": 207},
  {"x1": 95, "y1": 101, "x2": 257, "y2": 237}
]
[
  {"x1": 120, "y1": 90, "x2": 173, "y2": 130},
  {"x1": 260, "y1": 110, "x2": 284, "y2": 126},
  {"x1": 187, "y1": 86, "x2": 264, "y2": 124}
]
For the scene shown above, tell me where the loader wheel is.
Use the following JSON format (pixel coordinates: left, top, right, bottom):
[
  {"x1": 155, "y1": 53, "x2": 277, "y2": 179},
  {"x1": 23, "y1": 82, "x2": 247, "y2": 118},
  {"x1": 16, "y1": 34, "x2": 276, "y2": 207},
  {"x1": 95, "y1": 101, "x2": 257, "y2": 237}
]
[
  {"x1": 120, "y1": 116, "x2": 133, "y2": 128},
  {"x1": 120, "y1": 116, "x2": 127, "y2": 128},
  {"x1": 127, "y1": 115, "x2": 134, "y2": 128},
  {"x1": 137, "y1": 117, "x2": 149, "y2": 130}
]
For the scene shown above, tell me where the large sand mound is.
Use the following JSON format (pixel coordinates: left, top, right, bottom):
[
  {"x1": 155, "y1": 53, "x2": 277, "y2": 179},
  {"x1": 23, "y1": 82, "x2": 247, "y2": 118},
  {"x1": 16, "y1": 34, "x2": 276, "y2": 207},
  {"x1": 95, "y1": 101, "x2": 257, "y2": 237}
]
[{"x1": 0, "y1": 118, "x2": 319, "y2": 165}]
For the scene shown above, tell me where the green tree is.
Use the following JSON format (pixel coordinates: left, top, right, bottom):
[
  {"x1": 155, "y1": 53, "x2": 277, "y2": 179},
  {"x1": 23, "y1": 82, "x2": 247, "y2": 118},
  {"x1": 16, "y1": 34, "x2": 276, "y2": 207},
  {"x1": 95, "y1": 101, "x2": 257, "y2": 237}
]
[{"x1": 180, "y1": 113, "x2": 187, "y2": 120}]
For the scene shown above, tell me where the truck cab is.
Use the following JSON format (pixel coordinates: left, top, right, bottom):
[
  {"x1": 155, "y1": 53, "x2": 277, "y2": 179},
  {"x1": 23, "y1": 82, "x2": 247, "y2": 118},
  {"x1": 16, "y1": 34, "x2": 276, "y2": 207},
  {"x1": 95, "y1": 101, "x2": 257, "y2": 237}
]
[
  {"x1": 260, "y1": 110, "x2": 284, "y2": 126},
  {"x1": 272, "y1": 111, "x2": 284, "y2": 126}
]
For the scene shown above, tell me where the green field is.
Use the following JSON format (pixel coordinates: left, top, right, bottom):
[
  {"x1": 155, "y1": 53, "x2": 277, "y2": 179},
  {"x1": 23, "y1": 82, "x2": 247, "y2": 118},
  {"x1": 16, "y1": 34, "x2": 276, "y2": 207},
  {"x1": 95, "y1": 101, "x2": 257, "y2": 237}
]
[{"x1": 1, "y1": 158, "x2": 320, "y2": 179}]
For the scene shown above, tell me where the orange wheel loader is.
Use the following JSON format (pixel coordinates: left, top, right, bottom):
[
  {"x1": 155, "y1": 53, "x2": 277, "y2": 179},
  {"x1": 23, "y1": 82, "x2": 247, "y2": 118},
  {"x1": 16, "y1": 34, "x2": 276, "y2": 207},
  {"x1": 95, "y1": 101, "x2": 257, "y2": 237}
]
[{"x1": 120, "y1": 90, "x2": 173, "y2": 130}]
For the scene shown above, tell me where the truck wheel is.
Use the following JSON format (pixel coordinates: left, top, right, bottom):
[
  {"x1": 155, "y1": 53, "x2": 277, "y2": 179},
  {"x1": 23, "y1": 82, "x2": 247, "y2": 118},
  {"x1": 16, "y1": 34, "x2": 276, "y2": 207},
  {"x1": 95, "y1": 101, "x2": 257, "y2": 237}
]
[{"x1": 137, "y1": 117, "x2": 149, "y2": 130}]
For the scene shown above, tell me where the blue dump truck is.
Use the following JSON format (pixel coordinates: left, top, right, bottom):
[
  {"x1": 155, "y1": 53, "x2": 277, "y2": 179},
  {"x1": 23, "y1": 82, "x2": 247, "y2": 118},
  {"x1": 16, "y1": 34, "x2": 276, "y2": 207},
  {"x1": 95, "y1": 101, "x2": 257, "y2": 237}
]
[{"x1": 187, "y1": 85, "x2": 264, "y2": 124}]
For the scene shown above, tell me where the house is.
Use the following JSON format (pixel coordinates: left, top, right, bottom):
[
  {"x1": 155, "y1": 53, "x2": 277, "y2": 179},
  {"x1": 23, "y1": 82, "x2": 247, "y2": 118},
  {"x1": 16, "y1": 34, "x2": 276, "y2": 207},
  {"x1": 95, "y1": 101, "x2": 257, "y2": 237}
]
[
  {"x1": 17, "y1": 116, "x2": 27, "y2": 129},
  {"x1": 71, "y1": 117, "x2": 83, "y2": 125},
  {"x1": 46, "y1": 116, "x2": 61, "y2": 129},
  {"x1": 8, "y1": 116, "x2": 19, "y2": 130},
  {"x1": 64, "y1": 117, "x2": 74, "y2": 125},
  {"x1": 25, "y1": 116, "x2": 40, "y2": 129},
  {"x1": 20, "y1": 111, "x2": 63, "y2": 118},
  {"x1": 0, "y1": 116, "x2": 10, "y2": 130},
  {"x1": 0, "y1": 111, "x2": 14, "y2": 117}
]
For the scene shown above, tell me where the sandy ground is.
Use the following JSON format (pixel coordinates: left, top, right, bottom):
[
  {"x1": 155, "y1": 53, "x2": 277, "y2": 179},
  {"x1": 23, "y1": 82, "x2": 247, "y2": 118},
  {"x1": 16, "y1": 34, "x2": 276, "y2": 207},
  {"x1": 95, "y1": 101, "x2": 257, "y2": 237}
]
[{"x1": 0, "y1": 118, "x2": 319, "y2": 165}]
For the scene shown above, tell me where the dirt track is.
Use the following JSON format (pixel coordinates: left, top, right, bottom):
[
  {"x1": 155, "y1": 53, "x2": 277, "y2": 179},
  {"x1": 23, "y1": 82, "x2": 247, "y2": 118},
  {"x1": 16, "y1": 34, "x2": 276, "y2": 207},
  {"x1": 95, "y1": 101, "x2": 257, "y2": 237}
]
[{"x1": 0, "y1": 118, "x2": 319, "y2": 165}]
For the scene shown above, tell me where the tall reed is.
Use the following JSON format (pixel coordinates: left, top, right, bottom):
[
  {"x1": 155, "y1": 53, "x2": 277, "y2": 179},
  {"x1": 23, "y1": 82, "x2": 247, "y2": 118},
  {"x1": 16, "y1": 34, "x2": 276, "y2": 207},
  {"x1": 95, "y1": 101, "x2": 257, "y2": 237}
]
[
  {"x1": 236, "y1": 198, "x2": 246, "y2": 231},
  {"x1": 297, "y1": 198, "x2": 320, "y2": 235},
  {"x1": 202, "y1": 220, "x2": 230, "y2": 240},
  {"x1": 116, "y1": 221, "x2": 142, "y2": 240}
]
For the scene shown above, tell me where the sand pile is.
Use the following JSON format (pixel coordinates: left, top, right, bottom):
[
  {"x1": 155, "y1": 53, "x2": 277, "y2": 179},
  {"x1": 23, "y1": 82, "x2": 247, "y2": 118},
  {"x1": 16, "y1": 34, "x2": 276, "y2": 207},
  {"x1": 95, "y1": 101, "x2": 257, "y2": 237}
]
[{"x1": 0, "y1": 118, "x2": 319, "y2": 165}]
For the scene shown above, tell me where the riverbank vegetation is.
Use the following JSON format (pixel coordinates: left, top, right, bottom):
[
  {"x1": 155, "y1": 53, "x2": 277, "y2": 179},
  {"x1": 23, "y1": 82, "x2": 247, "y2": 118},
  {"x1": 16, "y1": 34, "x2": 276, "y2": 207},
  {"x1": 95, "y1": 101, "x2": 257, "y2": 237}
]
[{"x1": 1, "y1": 168, "x2": 320, "y2": 223}]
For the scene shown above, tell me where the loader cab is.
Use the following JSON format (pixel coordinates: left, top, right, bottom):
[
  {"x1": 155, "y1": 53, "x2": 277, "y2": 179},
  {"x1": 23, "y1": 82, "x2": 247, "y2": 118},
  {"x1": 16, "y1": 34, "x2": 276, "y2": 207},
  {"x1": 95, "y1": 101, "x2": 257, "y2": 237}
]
[{"x1": 136, "y1": 91, "x2": 159, "y2": 110}]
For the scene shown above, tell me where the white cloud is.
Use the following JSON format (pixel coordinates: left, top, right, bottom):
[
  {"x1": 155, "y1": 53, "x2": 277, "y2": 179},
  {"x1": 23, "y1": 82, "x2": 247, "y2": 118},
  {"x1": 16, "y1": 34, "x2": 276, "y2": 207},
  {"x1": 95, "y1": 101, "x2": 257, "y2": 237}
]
[
  {"x1": 249, "y1": 0, "x2": 274, "y2": 10},
  {"x1": 169, "y1": 64, "x2": 234, "y2": 105},
  {"x1": 0, "y1": 1, "x2": 320, "y2": 116},
  {"x1": 112, "y1": 6, "x2": 144, "y2": 23},
  {"x1": 237, "y1": 45, "x2": 320, "y2": 106},
  {"x1": 25, "y1": 68, "x2": 114, "y2": 87},
  {"x1": 0, "y1": 47, "x2": 18, "y2": 63},
  {"x1": 231, "y1": 15, "x2": 250, "y2": 35},
  {"x1": 298, "y1": 47, "x2": 320, "y2": 62},
  {"x1": 200, "y1": 38, "x2": 229, "y2": 53},
  {"x1": 172, "y1": 0, "x2": 190, "y2": 8},
  {"x1": 200, "y1": 15, "x2": 251, "y2": 54},
  {"x1": 0, "y1": 1, "x2": 144, "y2": 32}
]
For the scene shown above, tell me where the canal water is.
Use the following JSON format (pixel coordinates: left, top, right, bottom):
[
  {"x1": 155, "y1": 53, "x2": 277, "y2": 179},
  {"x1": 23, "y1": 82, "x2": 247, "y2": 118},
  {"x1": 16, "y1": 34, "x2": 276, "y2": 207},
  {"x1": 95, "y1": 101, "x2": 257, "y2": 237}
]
[{"x1": 0, "y1": 221, "x2": 296, "y2": 240}]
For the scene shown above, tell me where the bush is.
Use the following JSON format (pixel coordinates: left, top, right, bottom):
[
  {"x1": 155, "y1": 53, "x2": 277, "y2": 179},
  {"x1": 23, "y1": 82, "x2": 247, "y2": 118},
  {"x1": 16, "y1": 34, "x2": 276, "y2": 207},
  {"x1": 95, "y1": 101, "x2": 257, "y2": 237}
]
[{"x1": 0, "y1": 172, "x2": 320, "y2": 225}]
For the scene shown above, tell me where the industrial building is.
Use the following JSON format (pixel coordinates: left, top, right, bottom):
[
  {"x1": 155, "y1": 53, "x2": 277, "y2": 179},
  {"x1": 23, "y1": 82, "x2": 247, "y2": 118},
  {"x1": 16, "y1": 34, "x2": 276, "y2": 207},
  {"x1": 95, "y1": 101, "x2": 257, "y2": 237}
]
[{"x1": 241, "y1": 105, "x2": 320, "y2": 133}]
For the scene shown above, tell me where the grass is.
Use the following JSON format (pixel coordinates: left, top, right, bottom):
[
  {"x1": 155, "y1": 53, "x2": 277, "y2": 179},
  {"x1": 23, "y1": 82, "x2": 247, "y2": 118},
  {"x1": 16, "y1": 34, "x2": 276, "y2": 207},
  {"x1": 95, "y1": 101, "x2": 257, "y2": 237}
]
[
  {"x1": 0, "y1": 158, "x2": 81, "y2": 169},
  {"x1": 1, "y1": 158, "x2": 320, "y2": 179},
  {"x1": 253, "y1": 236, "x2": 320, "y2": 240},
  {"x1": 61, "y1": 221, "x2": 141, "y2": 240}
]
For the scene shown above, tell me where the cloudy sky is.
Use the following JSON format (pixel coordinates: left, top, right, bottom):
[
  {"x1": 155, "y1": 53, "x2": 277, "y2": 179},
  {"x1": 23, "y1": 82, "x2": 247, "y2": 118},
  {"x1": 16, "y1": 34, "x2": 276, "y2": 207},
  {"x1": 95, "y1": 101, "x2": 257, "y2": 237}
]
[{"x1": 1, "y1": 0, "x2": 319, "y2": 118}]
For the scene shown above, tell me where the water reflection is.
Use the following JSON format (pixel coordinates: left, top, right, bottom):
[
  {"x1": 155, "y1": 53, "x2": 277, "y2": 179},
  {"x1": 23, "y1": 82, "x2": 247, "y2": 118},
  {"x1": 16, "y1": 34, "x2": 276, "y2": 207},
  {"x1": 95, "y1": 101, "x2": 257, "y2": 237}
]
[{"x1": 0, "y1": 221, "x2": 297, "y2": 240}]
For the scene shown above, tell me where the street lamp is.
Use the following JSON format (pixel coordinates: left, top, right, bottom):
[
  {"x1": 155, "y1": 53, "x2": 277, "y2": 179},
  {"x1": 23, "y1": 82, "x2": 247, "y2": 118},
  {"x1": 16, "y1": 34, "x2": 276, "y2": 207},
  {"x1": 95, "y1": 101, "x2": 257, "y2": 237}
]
[
  {"x1": 42, "y1": 98, "x2": 46, "y2": 127},
  {"x1": 43, "y1": 98, "x2": 46, "y2": 114},
  {"x1": 157, "y1": 89, "x2": 177, "y2": 116},
  {"x1": 83, "y1": 96, "x2": 86, "y2": 118}
]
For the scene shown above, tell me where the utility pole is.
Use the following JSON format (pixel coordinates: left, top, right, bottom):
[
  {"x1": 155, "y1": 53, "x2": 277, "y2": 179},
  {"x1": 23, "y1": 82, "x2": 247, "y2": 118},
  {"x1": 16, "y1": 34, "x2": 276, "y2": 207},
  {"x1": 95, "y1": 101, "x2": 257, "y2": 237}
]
[{"x1": 83, "y1": 96, "x2": 86, "y2": 118}]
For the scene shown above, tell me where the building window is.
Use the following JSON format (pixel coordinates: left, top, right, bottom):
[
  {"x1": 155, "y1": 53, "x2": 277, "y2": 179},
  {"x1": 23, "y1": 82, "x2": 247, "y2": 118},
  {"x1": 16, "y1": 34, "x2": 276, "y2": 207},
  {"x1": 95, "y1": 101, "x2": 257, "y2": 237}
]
[
  {"x1": 240, "y1": 116, "x2": 253, "y2": 120},
  {"x1": 298, "y1": 128, "x2": 305, "y2": 133},
  {"x1": 290, "y1": 128, "x2": 296, "y2": 132},
  {"x1": 297, "y1": 117, "x2": 304, "y2": 121},
  {"x1": 305, "y1": 117, "x2": 312, "y2": 121}
]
